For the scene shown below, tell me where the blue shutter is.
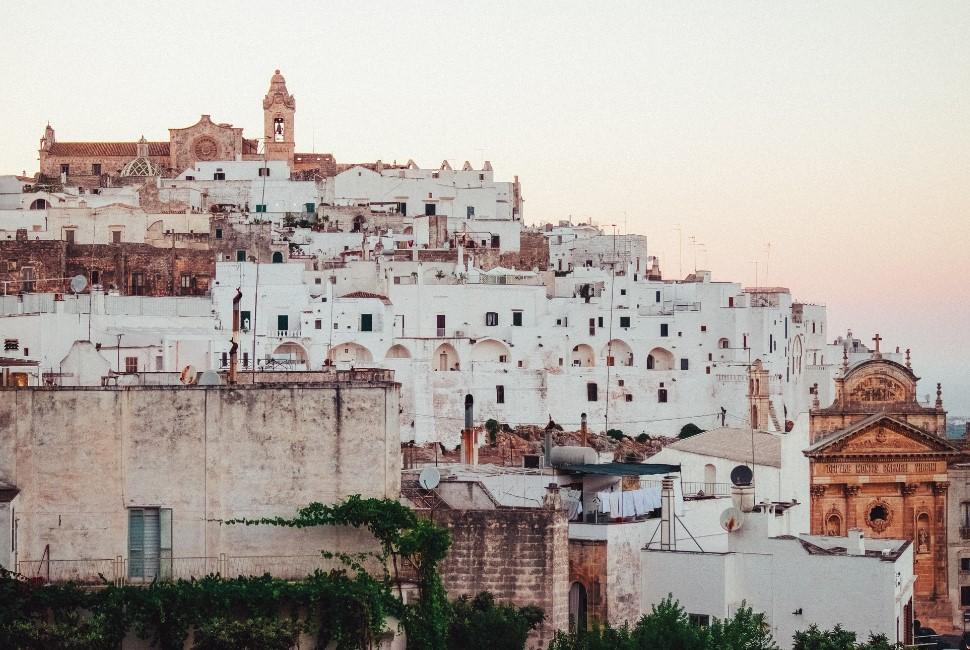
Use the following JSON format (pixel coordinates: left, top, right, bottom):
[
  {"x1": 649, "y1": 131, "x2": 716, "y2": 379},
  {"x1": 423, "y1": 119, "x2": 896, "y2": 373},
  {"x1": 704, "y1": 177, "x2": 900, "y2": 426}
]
[{"x1": 128, "y1": 510, "x2": 144, "y2": 578}]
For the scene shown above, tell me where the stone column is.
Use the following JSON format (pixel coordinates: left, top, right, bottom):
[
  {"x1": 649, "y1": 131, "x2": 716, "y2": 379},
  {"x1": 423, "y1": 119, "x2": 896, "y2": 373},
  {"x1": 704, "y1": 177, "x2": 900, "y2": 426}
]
[
  {"x1": 933, "y1": 481, "x2": 949, "y2": 597},
  {"x1": 844, "y1": 484, "x2": 861, "y2": 529},
  {"x1": 810, "y1": 484, "x2": 827, "y2": 534}
]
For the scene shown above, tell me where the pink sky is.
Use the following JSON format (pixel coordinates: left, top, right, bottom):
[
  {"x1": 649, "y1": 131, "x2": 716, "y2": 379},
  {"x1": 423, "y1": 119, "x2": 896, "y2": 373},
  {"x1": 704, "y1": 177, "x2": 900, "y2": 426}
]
[{"x1": 1, "y1": 1, "x2": 967, "y2": 411}]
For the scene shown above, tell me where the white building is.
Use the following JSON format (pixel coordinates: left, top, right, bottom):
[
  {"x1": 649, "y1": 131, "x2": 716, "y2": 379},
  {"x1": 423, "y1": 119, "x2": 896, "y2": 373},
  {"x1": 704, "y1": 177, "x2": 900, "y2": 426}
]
[{"x1": 641, "y1": 505, "x2": 915, "y2": 648}]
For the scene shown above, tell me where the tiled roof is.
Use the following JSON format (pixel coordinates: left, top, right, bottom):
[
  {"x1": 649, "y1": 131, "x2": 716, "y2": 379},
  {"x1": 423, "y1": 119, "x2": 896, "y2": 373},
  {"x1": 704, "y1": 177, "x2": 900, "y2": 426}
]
[
  {"x1": 339, "y1": 291, "x2": 392, "y2": 305},
  {"x1": 47, "y1": 142, "x2": 170, "y2": 157}
]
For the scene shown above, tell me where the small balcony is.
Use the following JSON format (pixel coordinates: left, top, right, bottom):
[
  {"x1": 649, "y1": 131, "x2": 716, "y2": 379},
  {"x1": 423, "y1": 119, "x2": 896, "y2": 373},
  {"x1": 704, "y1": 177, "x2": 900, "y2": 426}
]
[
  {"x1": 960, "y1": 526, "x2": 970, "y2": 540},
  {"x1": 275, "y1": 329, "x2": 301, "y2": 338}
]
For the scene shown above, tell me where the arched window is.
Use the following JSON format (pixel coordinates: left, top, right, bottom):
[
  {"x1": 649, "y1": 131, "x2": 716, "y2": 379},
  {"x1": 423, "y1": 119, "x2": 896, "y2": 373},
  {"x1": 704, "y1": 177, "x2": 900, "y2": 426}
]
[
  {"x1": 29, "y1": 198, "x2": 50, "y2": 210},
  {"x1": 718, "y1": 338, "x2": 730, "y2": 349},
  {"x1": 646, "y1": 347, "x2": 674, "y2": 370},
  {"x1": 271, "y1": 251, "x2": 284, "y2": 263},
  {"x1": 569, "y1": 582, "x2": 588, "y2": 633}
]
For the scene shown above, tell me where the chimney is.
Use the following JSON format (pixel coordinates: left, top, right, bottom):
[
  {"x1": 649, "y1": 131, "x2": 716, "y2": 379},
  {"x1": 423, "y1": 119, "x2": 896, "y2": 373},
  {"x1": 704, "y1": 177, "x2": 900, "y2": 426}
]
[
  {"x1": 580, "y1": 412, "x2": 588, "y2": 447},
  {"x1": 461, "y1": 394, "x2": 478, "y2": 465},
  {"x1": 660, "y1": 476, "x2": 676, "y2": 550},
  {"x1": 847, "y1": 528, "x2": 866, "y2": 556},
  {"x1": 731, "y1": 484, "x2": 755, "y2": 513},
  {"x1": 543, "y1": 483, "x2": 562, "y2": 510},
  {"x1": 228, "y1": 288, "x2": 242, "y2": 384}
]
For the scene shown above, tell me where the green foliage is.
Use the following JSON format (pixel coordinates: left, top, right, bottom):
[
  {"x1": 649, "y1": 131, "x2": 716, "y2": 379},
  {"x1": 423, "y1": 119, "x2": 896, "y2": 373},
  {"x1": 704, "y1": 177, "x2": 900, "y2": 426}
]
[
  {"x1": 607, "y1": 429, "x2": 626, "y2": 441},
  {"x1": 449, "y1": 592, "x2": 544, "y2": 650},
  {"x1": 678, "y1": 423, "x2": 705, "y2": 439},
  {"x1": 486, "y1": 418, "x2": 501, "y2": 445},
  {"x1": 792, "y1": 624, "x2": 900, "y2": 650},
  {"x1": 192, "y1": 617, "x2": 302, "y2": 650},
  {"x1": 548, "y1": 597, "x2": 777, "y2": 650},
  {"x1": 635, "y1": 433, "x2": 650, "y2": 443}
]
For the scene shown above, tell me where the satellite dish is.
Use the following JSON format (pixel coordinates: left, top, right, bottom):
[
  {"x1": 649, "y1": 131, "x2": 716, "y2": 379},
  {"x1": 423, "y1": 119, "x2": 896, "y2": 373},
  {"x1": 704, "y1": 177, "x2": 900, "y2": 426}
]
[
  {"x1": 720, "y1": 507, "x2": 745, "y2": 532},
  {"x1": 730, "y1": 465, "x2": 754, "y2": 487},
  {"x1": 197, "y1": 370, "x2": 222, "y2": 386},
  {"x1": 69, "y1": 275, "x2": 88, "y2": 293},
  {"x1": 418, "y1": 467, "x2": 441, "y2": 490},
  {"x1": 179, "y1": 365, "x2": 197, "y2": 385}
]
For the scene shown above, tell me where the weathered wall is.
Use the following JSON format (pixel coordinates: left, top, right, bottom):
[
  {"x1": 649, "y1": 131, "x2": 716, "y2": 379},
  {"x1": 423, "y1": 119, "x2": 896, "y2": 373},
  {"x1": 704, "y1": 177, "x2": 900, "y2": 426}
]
[
  {"x1": 434, "y1": 506, "x2": 568, "y2": 649},
  {"x1": 568, "y1": 539, "x2": 608, "y2": 626},
  {"x1": 0, "y1": 382, "x2": 400, "y2": 570}
]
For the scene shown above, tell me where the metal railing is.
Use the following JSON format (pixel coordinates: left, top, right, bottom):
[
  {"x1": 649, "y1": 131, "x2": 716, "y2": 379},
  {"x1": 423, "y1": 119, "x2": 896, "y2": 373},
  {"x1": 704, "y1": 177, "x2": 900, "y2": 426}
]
[
  {"x1": 961, "y1": 525, "x2": 970, "y2": 540},
  {"x1": 681, "y1": 482, "x2": 732, "y2": 498},
  {"x1": 18, "y1": 553, "x2": 389, "y2": 585}
]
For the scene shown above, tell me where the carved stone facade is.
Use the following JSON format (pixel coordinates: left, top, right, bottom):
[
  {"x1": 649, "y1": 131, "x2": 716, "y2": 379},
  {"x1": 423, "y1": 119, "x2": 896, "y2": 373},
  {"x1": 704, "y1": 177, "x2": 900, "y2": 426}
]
[
  {"x1": 168, "y1": 115, "x2": 259, "y2": 175},
  {"x1": 805, "y1": 352, "x2": 958, "y2": 626}
]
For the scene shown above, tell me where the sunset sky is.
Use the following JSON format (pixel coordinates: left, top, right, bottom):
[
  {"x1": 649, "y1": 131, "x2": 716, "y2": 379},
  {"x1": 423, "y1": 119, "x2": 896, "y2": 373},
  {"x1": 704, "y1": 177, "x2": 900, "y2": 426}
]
[{"x1": 2, "y1": 1, "x2": 968, "y2": 411}]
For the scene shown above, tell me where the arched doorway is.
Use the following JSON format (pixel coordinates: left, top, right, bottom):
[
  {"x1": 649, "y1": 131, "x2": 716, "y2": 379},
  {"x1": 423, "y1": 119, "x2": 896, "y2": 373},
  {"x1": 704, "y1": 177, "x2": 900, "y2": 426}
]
[
  {"x1": 471, "y1": 339, "x2": 511, "y2": 364},
  {"x1": 327, "y1": 342, "x2": 374, "y2": 366},
  {"x1": 272, "y1": 342, "x2": 308, "y2": 368},
  {"x1": 569, "y1": 582, "x2": 588, "y2": 633},
  {"x1": 571, "y1": 344, "x2": 595, "y2": 367},
  {"x1": 433, "y1": 343, "x2": 460, "y2": 371},
  {"x1": 646, "y1": 347, "x2": 674, "y2": 370},
  {"x1": 601, "y1": 339, "x2": 633, "y2": 366},
  {"x1": 271, "y1": 251, "x2": 284, "y2": 263},
  {"x1": 385, "y1": 344, "x2": 411, "y2": 359}
]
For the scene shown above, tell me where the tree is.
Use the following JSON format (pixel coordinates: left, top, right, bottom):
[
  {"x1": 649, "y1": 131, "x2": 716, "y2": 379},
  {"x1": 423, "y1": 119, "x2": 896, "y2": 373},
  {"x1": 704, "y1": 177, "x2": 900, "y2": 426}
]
[
  {"x1": 678, "y1": 423, "x2": 704, "y2": 439},
  {"x1": 792, "y1": 625, "x2": 899, "y2": 650},
  {"x1": 448, "y1": 592, "x2": 543, "y2": 650},
  {"x1": 485, "y1": 419, "x2": 500, "y2": 446},
  {"x1": 707, "y1": 605, "x2": 777, "y2": 650}
]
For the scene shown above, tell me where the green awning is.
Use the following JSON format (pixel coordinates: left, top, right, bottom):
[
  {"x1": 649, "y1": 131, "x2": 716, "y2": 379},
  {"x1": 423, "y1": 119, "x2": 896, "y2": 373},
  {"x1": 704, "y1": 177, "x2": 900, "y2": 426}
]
[{"x1": 559, "y1": 463, "x2": 681, "y2": 476}]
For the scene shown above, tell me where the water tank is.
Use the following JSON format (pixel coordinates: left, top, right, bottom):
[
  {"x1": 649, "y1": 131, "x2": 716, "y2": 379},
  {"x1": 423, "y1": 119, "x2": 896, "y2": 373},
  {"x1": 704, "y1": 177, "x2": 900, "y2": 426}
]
[{"x1": 549, "y1": 446, "x2": 598, "y2": 466}]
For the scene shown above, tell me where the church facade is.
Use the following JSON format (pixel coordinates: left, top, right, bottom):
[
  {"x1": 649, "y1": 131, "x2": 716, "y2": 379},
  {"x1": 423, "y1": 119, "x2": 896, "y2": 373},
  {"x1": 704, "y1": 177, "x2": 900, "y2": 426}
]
[
  {"x1": 805, "y1": 340, "x2": 958, "y2": 629},
  {"x1": 36, "y1": 71, "x2": 316, "y2": 187}
]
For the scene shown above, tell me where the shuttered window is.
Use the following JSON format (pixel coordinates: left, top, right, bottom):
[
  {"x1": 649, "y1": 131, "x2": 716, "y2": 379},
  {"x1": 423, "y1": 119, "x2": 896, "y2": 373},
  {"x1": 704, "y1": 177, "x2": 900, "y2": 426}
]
[{"x1": 128, "y1": 507, "x2": 172, "y2": 579}]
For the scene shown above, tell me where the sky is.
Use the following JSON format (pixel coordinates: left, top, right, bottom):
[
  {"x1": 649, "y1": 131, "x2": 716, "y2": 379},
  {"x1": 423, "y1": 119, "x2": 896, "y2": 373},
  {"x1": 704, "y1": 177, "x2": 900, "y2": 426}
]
[{"x1": 1, "y1": 1, "x2": 968, "y2": 411}]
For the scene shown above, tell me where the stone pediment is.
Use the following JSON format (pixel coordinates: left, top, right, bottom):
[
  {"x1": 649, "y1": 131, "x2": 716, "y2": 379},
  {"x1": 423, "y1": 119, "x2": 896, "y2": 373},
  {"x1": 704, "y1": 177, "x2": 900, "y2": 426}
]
[{"x1": 805, "y1": 413, "x2": 959, "y2": 459}]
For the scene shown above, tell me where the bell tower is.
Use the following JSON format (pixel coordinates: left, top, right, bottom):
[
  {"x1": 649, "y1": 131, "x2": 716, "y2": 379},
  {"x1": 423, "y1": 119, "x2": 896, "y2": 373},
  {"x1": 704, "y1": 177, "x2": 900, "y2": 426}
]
[{"x1": 262, "y1": 69, "x2": 295, "y2": 168}]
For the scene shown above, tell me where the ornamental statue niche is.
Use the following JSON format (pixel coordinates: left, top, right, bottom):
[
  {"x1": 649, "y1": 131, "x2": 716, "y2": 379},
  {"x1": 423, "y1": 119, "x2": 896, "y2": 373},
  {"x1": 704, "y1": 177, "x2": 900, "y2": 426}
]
[{"x1": 864, "y1": 498, "x2": 894, "y2": 533}]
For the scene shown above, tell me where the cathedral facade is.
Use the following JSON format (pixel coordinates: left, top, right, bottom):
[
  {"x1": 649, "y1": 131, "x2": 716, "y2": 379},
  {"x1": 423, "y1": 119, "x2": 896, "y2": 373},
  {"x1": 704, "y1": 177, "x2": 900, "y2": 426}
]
[
  {"x1": 36, "y1": 71, "x2": 318, "y2": 187},
  {"x1": 805, "y1": 341, "x2": 958, "y2": 629}
]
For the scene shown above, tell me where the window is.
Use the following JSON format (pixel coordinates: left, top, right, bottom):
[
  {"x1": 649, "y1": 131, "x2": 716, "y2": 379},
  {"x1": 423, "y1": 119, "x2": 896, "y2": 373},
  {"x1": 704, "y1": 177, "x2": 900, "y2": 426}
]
[
  {"x1": 598, "y1": 317, "x2": 604, "y2": 328},
  {"x1": 180, "y1": 274, "x2": 193, "y2": 293},
  {"x1": 111, "y1": 230, "x2": 121, "y2": 243},
  {"x1": 961, "y1": 557, "x2": 970, "y2": 572},
  {"x1": 23, "y1": 347, "x2": 28, "y2": 356},
  {"x1": 728, "y1": 296, "x2": 734, "y2": 307},
  {"x1": 215, "y1": 228, "x2": 223, "y2": 239},
  {"x1": 962, "y1": 586, "x2": 970, "y2": 607},
  {"x1": 258, "y1": 167, "x2": 270, "y2": 177},
  {"x1": 4, "y1": 339, "x2": 18, "y2": 351},
  {"x1": 185, "y1": 175, "x2": 195, "y2": 181},
  {"x1": 658, "y1": 387, "x2": 668, "y2": 403},
  {"x1": 619, "y1": 316, "x2": 630, "y2": 328},
  {"x1": 688, "y1": 614, "x2": 710, "y2": 628},
  {"x1": 242, "y1": 352, "x2": 249, "y2": 368},
  {"x1": 660, "y1": 323, "x2": 669, "y2": 337},
  {"x1": 128, "y1": 508, "x2": 172, "y2": 579},
  {"x1": 655, "y1": 291, "x2": 661, "y2": 303},
  {"x1": 701, "y1": 325, "x2": 707, "y2": 332},
  {"x1": 625, "y1": 394, "x2": 633, "y2": 402},
  {"x1": 620, "y1": 289, "x2": 626, "y2": 296},
  {"x1": 92, "y1": 163, "x2": 101, "y2": 176},
  {"x1": 125, "y1": 357, "x2": 138, "y2": 373},
  {"x1": 91, "y1": 270, "x2": 100, "y2": 285},
  {"x1": 131, "y1": 272, "x2": 145, "y2": 296},
  {"x1": 680, "y1": 358, "x2": 689, "y2": 370},
  {"x1": 236, "y1": 250, "x2": 247, "y2": 262},
  {"x1": 315, "y1": 319, "x2": 322, "y2": 330},
  {"x1": 6, "y1": 259, "x2": 16, "y2": 271},
  {"x1": 466, "y1": 206, "x2": 475, "y2": 218},
  {"x1": 277, "y1": 315, "x2": 289, "y2": 332},
  {"x1": 496, "y1": 385, "x2": 505, "y2": 404},
  {"x1": 360, "y1": 314, "x2": 373, "y2": 332},
  {"x1": 60, "y1": 163, "x2": 70, "y2": 176},
  {"x1": 424, "y1": 203, "x2": 436, "y2": 216},
  {"x1": 305, "y1": 202, "x2": 315, "y2": 213},
  {"x1": 485, "y1": 312, "x2": 498, "y2": 326},
  {"x1": 589, "y1": 318, "x2": 595, "y2": 336},
  {"x1": 512, "y1": 311, "x2": 523, "y2": 326},
  {"x1": 271, "y1": 251, "x2": 284, "y2": 263},
  {"x1": 65, "y1": 229, "x2": 76, "y2": 244},
  {"x1": 21, "y1": 267, "x2": 35, "y2": 292},
  {"x1": 240, "y1": 310, "x2": 251, "y2": 331},
  {"x1": 397, "y1": 202, "x2": 407, "y2": 216},
  {"x1": 255, "y1": 204, "x2": 267, "y2": 213},
  {"x1": 587, "y1": 383, "x2": 598, "y2": 402},
  {"x1": 213, "y1": 172, "x2": 226, "y2": 181}
]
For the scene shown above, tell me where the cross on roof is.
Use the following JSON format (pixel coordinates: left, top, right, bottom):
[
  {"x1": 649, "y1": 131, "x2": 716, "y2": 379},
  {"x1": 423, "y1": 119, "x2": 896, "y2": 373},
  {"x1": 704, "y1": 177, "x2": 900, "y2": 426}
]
[{"x1": 872, "y1": 333, "x2": 882, "y2": 353}]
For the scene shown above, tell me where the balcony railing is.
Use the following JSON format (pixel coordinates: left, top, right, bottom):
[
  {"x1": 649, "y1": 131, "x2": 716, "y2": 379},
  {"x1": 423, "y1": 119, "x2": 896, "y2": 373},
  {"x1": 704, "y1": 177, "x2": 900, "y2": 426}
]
[
  {"x1": 960, "y1": 526, "x2": 970, "y2": 540},
  {"x1": 17, "y1": 553, "x2": 390, "y2": 585},
  {"x1": 275, "y1": 329, "x2": 301, "y2": 338},
  {"x1": 681, "y1": 482, "x2": 732, "y2": 498}
]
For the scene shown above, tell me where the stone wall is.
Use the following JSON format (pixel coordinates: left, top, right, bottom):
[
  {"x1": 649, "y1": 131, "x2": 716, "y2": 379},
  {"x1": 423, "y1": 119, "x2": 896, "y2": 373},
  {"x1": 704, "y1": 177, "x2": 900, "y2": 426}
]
[
  {"x1": 434, "y1": 506, "x2": 568, "y2": 649},
  {"x1": 0, "y1": 382, "x2": 401, "y2": 572}
]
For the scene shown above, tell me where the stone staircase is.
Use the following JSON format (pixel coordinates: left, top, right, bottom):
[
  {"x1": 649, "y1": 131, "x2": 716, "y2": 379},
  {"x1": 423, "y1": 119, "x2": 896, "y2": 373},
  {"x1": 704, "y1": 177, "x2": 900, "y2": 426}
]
[
  {"x1": 400, "y1": 479, "x2": 451, "y2": 511},
  {"x1": 767, "y1": 400, "x2": 783, "y2": 432}
]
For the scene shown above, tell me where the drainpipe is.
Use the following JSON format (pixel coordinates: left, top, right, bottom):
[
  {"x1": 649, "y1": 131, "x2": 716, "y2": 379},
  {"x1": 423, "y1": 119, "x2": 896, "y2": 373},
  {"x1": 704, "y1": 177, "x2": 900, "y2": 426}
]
[{"x1": 228, "y1": 288, "x2": 242, "y2": 384}]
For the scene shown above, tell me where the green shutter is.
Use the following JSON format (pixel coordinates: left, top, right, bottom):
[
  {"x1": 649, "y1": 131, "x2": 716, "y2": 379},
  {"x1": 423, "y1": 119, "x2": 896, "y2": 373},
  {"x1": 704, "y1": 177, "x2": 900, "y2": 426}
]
[
  {"x1": 360, "y1": 314, "x2": 373, "y2": 332},
  {"x1": 305, "y1": 202, "x2": 315, "y2": 214},
  {"x1": 128, "y1": 510, "x2": 144, "y2": 578},
  {"x1": 277, "y1": 315, "x2": 289, "y2": 332}
]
